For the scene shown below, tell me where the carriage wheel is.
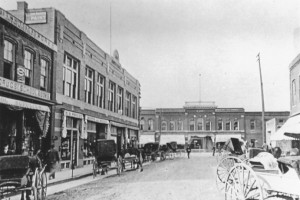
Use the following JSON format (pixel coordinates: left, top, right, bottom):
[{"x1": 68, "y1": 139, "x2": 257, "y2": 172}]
[
  {"x1": 225, "y1": 163, "x2": 263, "y2": 200},
  {"x1": 116, "y1": 156, "x2": 122, "y2": 175},
  {"x1": 216, "y1": 156, "x2": 243, "y2": 192},
  {"x1": 37, "y1": 172, "x2": 47, "y2": 200},
  {"x1": 93, "y1": 161, "x2": 98, "y2": 178}
]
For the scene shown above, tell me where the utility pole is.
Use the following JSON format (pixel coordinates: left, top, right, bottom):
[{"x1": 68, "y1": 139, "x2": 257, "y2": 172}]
[
  {"x1": 257, "y1": 53, "x2": 265, "y2": 143},
  {"x1": 199, "y1": 74, "x2": 201, "y2": 103}
]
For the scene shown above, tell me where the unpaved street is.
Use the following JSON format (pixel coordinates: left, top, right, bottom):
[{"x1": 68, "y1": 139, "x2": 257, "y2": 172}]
[{"x1": 47, "y1": 153, "x2": 223, "y2": 200}]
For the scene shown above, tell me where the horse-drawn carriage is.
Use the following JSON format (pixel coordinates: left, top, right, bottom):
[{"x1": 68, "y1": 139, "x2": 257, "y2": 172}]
[
  {"x1": 0, "y1": 153, "x2": 47, "y2": 200},
  {"x1": 119, "y1": 147, "x2": 143, "y2": 172},
  {"x1": 159, "y1": 142, "x2": 178, "y2": 160},
  {"x1": 216, "y1": 137, "x2": 300, "y2": 199},
  {"x1": 92, "y1": 139, "x2": 121, "y2": 178},
  {"x1": 142, "y1": 142, "x2": 164, "y2": 162}
]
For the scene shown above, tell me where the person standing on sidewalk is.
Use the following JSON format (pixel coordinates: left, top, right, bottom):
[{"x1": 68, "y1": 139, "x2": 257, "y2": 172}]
[
  {"x1": 47, "y1": 144, "x2": 60, "y2": 180},
  {"x1": 186, "y1": 145, "x2": 191, "y2": 159}
]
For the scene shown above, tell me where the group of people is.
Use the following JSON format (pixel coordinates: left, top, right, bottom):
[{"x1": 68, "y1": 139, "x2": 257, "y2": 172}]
[{"x1": 1, "y1": 144, "x2": 60, "y2": 180}]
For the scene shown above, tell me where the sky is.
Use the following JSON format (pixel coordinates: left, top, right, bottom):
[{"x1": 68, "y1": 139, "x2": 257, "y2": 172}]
[{"x1": 2, "y1": 0, "x2": 300, "y2": 111}]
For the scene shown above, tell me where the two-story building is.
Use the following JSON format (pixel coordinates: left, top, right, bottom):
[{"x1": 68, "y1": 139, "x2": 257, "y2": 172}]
[
  {"x1": 9, "y1": 2, "x2": 140, "y2": 169},
  {"x1": 0, "y1": 7, "x2": 57, "y2": 156}
]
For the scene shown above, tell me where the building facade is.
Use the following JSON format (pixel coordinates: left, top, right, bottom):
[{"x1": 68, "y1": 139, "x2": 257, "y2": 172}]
[
  {"x1": 9, "y1": 2, "x2": 140, "y2": 169},
  {"x1": 140, "y1": 102, "x2": 289, "y2": 151},
  {"x1": 0, "y1": 7, "x2": 57, "y2": 156}
]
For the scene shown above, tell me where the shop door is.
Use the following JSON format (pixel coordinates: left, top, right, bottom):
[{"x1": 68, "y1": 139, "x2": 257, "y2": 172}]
[{"x1": 71, "y1": 131, "x2": 78, "y2": 167}]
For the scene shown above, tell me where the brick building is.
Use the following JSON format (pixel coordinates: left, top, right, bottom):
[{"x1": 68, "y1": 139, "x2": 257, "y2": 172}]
[
  {"x1": 9, "y1": 2, "x2": 140, "y2": 169},
  {"x1": 0, "y1": 7, "x2": 57, "y2": 156},
  {"x1": 140, "y1": 102, "x2": 289, "y2": 151}
]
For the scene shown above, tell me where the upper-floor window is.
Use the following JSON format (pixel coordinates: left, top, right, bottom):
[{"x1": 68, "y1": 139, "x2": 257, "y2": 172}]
[
  {"x1": 250, "y1": 119, "x2": 255, "y2": 130},
  {"x1": 108, "y1": 81, "x2": 116, "y2": 112},
  {"x1": 148, "y1": 119, "x2": 153, "y2": 130},
  {"x1": 218, "y1": 119, "x2": 223, "y2": 130},
  {"x1": 170, "y1": 121, "x2": 175, "y2": 131},
  {"x1": 234, "y1": 121, "x2": 239, "y2": 130},
  {"x1": 117, "y1": 87, "x2": 123, "y2": 114},
  {"x1": 3, "y1": 40, "x2": 14, "y2": 80},
  {"x1": 125, "y1": 92, "x2": 131, "y2": 117},
  {"x1": 161, "y1": 121, "x2": 167, "y2": 131},
  {"x1": 292, "y1": 79, "x2": 296, "y2": 105},
  {"x1": 132, "y1": 95, "x2": 137, "y2": 119},
  {"x1": 140, "y1": 118, "x2": 145, "y2": 130},
  {"x1": 197, "y1": 118, "x2": 203, "y2": 130},
  {"x1": 189, "y1": 118, "x2": 195, "y2": 131},
  {"x1": 96, "y1": 74, "x2": 105, "y2": 108},
  {"x1": 63, "y1": 54, "x2": 79, "y2": 99},
  {"x1": 24, "y1": 50, "x2": 33, "y2": 86},
  {"x1": 206, "y1": 120, "x2": 211, "y2": 131},
  {"x1": 225, "y1": 121, "x2": 231, "y2": 130},
  {"x1": 85, "y1": 67, "x2": 94, "y2": 104},
  {"x1": 40, "y1": 59, "x2": 48, "y2": 91},
  {"x1": 177, "y1": 121, "x2": 183, "y2": 131}
]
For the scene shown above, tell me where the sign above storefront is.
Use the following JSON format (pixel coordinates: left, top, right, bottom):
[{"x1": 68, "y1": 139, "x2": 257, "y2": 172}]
[
  {"x1": 86, "y1": 115, "x2": 109, "y2": 124},
  {"x1": 64, "y1": 110, "x2": 83, "y2": 119},
  {"x1": 0, "y1": 96, "x2": 50, "y2": 112},
  {"x1": 25, "y1": 12, "x2": 47, "y2": 24},
  {"x1": 0, "y1": 77, "x2": 50, "y2": 100}
]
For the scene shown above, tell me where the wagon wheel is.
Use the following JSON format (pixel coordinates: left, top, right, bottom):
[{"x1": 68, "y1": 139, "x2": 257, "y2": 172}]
[
  {"x1": 216, "y1": 156, "x2": 243, "y2": 192},
  {"x1": 225, "y1": 163, "x2": 263, "y2": 200},
  {"x1": 93, "y1": 160, "x2": 98, "y2": 178},
  {"x1": 36, "y1": 171, "x2": 47, "y2": 200},
  {"x1": 116, "y1": 156, "x2": 122, "y2": 175}
]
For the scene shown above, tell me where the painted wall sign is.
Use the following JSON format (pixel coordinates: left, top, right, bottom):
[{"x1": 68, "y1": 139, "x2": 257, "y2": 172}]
[{"x1": 25, "y1": 12, "x2": 47, "y2": 24}]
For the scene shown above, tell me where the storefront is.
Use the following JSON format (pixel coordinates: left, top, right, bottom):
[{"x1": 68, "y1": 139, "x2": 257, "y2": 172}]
[{"x1": 0, "y1": 96, "x2": 50, "y2": 156}]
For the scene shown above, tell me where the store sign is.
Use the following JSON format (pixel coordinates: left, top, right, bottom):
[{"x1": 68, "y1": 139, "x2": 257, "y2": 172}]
[
  {"x1": 0, "y1": 8, "x2": 57, "y2": 51},
  {"x1": 65, "y1": 110, "x2": 83, "y2": 119},
  {"x1": 0, "y1": 96, "x2": 50, "y2": 112},
  {"x1": 25, "y1": 12, "x2": 47, "y2": 24},
  {"x1": 0, "y1": 77, "x2": 50, "y2": 100},
  {"x1": 86, "y1": 116, "x2": 109, "y2": 124},
  {"x1": 17, "y1": 65, "x2": 25, "y2": 83}
]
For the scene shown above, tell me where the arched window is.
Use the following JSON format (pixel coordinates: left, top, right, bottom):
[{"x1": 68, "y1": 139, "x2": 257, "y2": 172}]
[
  {"x1": 205, "y1": 120, "x2": 211, "y2": 131},
  {"x1": 177, "y1": 120, "x2": 183, "y2": 130},
  {"x1": 218, "y1": 119, "x2": 223, "y2": 130},
  {"x1": 161, "y1": 121, "x2": 167, "y2": 131},
  {"x1": 148, "y1": 119, "x2": 153, "y2": 130},
  {"x1": 234, "y1": 121, "x2": 239, "y2": 130},
  {"x1": 189, "y1": 118, "x2": 195, "y2": 131},
  {"x1": 140, "y1": 118, "x2": 145, "y2": 130},
  {"x1": 170, "y1": 121, "x2": 175, "y2": 131},
  {"x1": 197, "y1": 118, "x2": 203, "y2": 130}
]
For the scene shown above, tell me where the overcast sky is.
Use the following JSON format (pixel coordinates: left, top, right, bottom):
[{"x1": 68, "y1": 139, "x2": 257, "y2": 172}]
[{"x1": 2, "y1": 0, "x2": 300, "y2": 111}]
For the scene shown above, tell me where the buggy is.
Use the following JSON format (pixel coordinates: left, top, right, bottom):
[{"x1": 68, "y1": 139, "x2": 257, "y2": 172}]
[
  {"x1": 92, "y1": 139, "x2": 121, "y2": 178},
  {"x1": 0, "y1": 152, "x2": 47, "y2": 200},
  {"x1": 142, "y1": 142, "x2": 164, "y2": 162},
  {"x1": 119, "y1": 147, "x2": 143, "y2": 172}
]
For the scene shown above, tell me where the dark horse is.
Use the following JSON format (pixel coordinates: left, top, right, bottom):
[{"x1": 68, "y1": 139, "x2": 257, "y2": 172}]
[{"x1": 119, "y1": 148, "x2": 143, "y2": 172}]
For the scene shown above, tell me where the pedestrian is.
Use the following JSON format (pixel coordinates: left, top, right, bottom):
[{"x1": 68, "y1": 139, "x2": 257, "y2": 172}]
[
  {"x1": 47, "y1": 144, "x2": 60, "y2": 180},
  {"x1": 186, "y1": 145, "x2": 191, "y2": 159},
  {"x1": 1, "y1": 143, "x2": 13, "y2": 156},
  {"x1": 212, "y1": 145, "x2": 216, "y2": 156}
]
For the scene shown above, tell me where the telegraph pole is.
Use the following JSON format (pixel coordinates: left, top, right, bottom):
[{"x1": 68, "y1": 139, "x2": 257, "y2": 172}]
[{"x1": 257, "y1": 53, "x2": 265, "y2": 143}]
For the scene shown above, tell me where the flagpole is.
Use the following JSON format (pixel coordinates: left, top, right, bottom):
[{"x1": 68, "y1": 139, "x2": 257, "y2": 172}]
[{"x1": 257, "y1": 53, "x2": 265, "y2": 144}]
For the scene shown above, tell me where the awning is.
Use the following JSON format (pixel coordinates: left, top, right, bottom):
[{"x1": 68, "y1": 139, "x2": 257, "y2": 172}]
[
  {"x1": 0, "y1": 96, "x2": 50, "y2": 112},
  {"x1": 160, "y1": 134, "x2": 185, "y2": 145},
  {"x1": 139, "y1": 135, "x2": 155, "y2": 144},
  {"x1": 110, "y1": 121, "x2": 139, "y2": 130},
  {"x1": 270, "y1": 114, "x2": 300, "y2": 141},
  {"x1": 215, "y1": 134, "x2": 241, "y2": 143}
]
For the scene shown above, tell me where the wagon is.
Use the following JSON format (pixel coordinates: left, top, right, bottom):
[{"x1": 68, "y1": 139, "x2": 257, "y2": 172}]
[
  {"x1": 119, "y1": 147, "x2": 143, "y2": 172},
  {"x1": 92, "y1": 139, "x2": 121, "y2": 178},
  {"x1": 0, "y1": 153, "x2": 47, "y2": 200},
  {"x1": 159, "y1": 142, "x2": 178, "y2": 160},
  {"x1": 142, "y1": 142, "x2": 163, "y2": 162}
]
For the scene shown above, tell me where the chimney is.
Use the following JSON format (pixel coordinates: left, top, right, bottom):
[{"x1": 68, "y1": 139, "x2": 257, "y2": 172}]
[{"x1": 17, "y1": 1, "x2": 28, "y2": 11}]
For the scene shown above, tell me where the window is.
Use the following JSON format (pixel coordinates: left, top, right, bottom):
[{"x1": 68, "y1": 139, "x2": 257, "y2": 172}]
[
  {"x1": 189, "y1": 118, "x2": 195, "y2": 131},
  {"x1": 63, "y1": 54, "x2": 79, "y2": 99},
  {"x1": 197, "y1": 118, "x2": 203, "y2": 130},
  {"x1": 108, "y1": 81, "x2": 116, "y2": 112},
  {"x1": 225, "y1": 121, "x2": 231, "y2": 130},
  {"x1": 205, "y1": 121, "x2": 211, "y2": 131},
  {"x1": 161, "y1": 121, "x2": 167, "y2": 131},
  {"x1": 117, "y1": 87, "x2": 123, "y2": 114},
  {"x1": 170, "y1": 121, "x2": 175, "y2": 131},
  {"x1": 96, "y1": 74, "x2": 105, "y2": 108},
  {"x1": 218, "y1": 119, "x2": 223, "y2": 130},
  {"x1": 40, "y1": 59, "x2": 48, "y2": 91},
  {"x1": 292, "y1": 79, "x2": 296, "y2": 105},
  {"x1": 140, "y1": 118, "x2": 145, "y2": 130},
  {"x1": 24, "y1": 50, "x2": 33, "y2": 85},
  {"x1": 234, "y1": 121, "x2": 239, "y2": 130},
  {"x1": 177, "y1": 121, "x2": 183, "y2": 131},
  {"x1": 148, "y1": 119, "x2": 153, "y2": 130},
  {"x1": 3, "y1": 40, "x2": 14, "y2": 79},
  {"x1": 125, "y1": 92, "x2": 131, "y2": 117},
  {"x1": 250, "y1": 119, "x2": 255, "y2": 130},
  {"x1": 132, "y1": 95, "x2": 137, "y2": 119},
  {"x1": 84, "y1": 67, "x2": 94, "y2": 104}
]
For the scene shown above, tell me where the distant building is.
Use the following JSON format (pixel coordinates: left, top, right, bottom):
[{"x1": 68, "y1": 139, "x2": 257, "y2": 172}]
[
  {"x1": 140, "y1": 101, "x2": 289, "y2": 151},
  {"x1": 9, "y1": 2, "x2": 140, "y2": 169}
]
